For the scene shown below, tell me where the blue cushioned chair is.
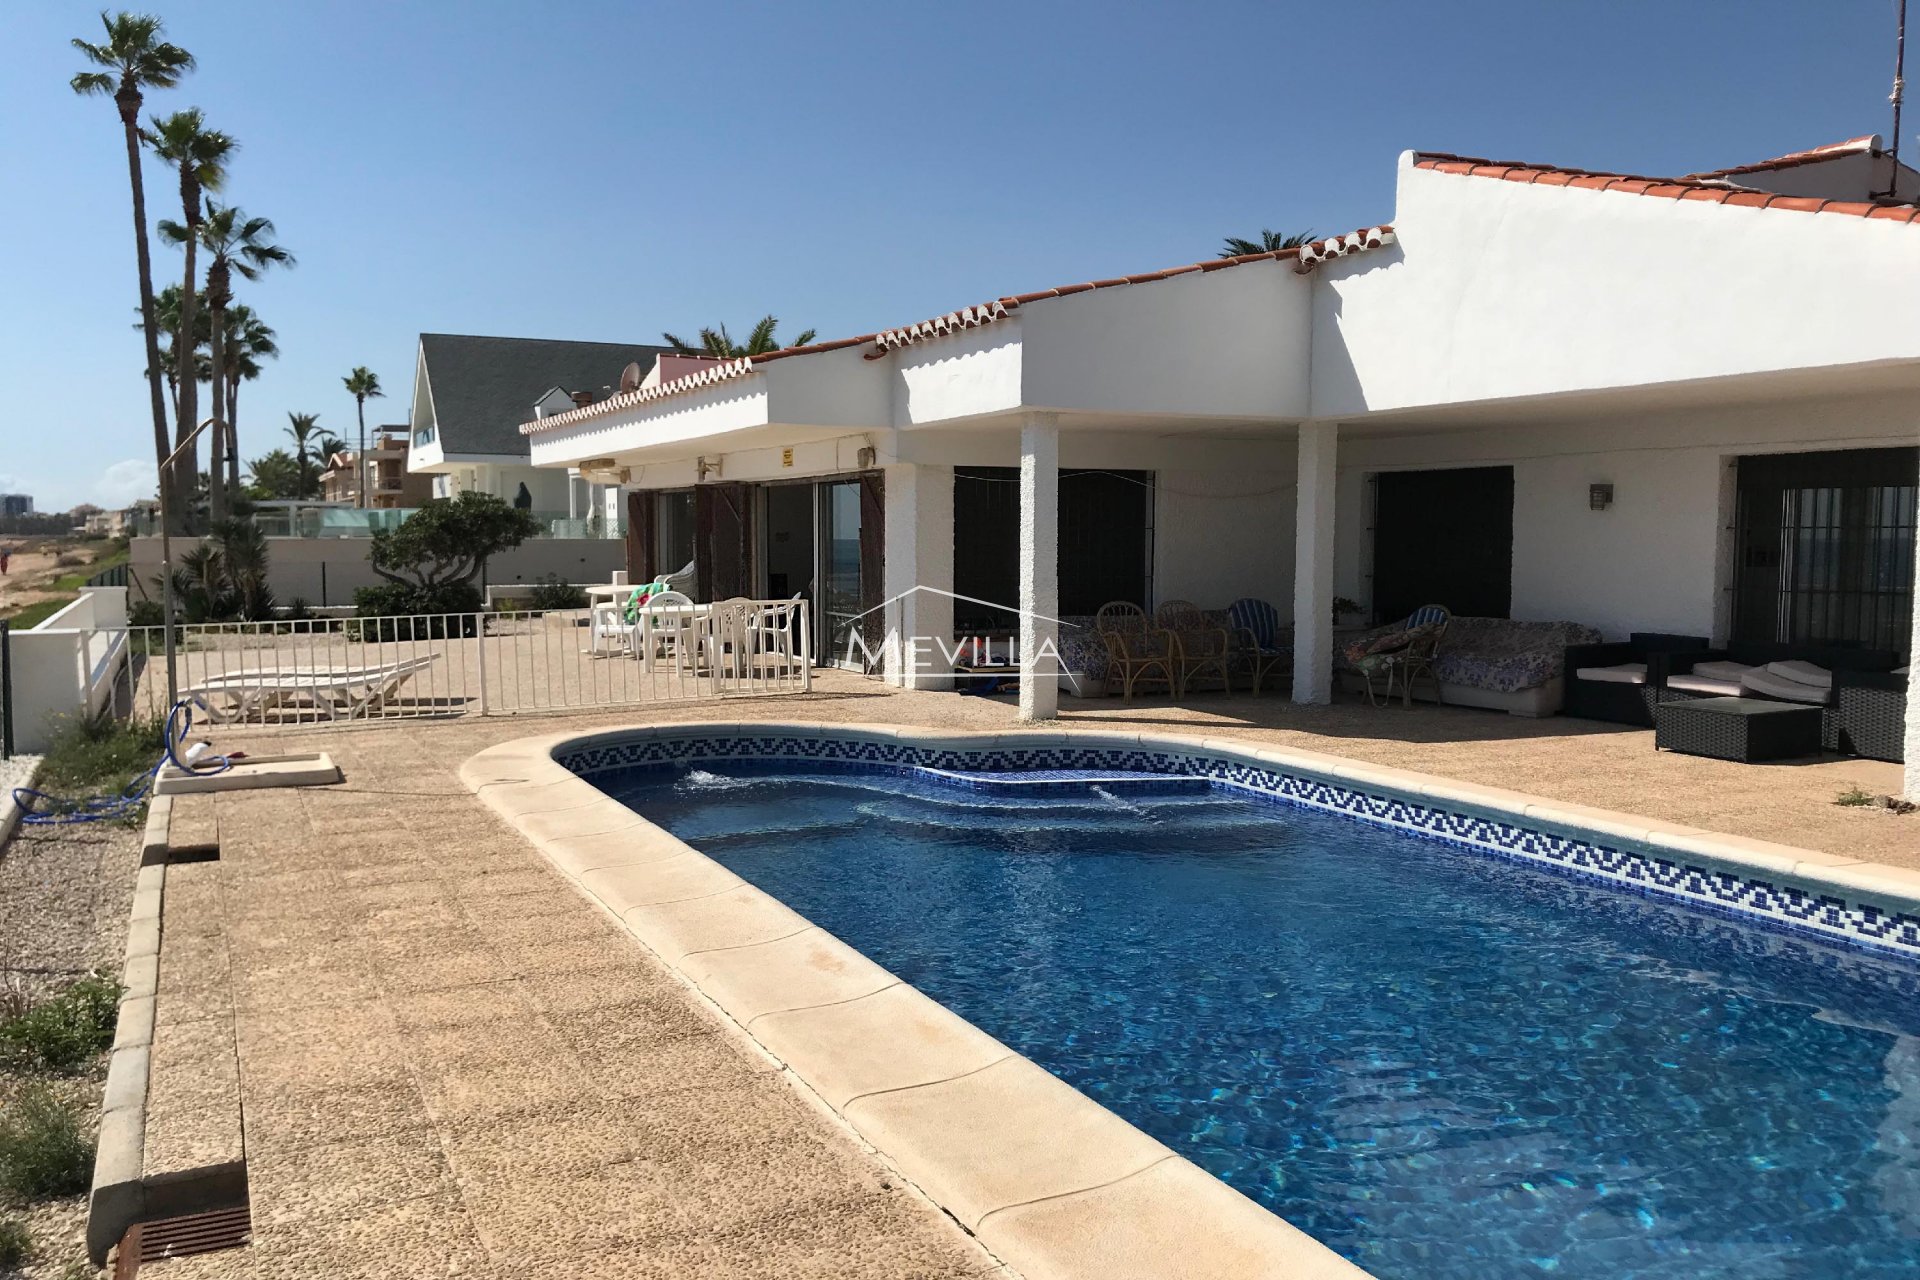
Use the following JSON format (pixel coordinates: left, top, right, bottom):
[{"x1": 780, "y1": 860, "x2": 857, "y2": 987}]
[{"x1": 1227, "y1": 598, "x2": 1291, "y2": 695}]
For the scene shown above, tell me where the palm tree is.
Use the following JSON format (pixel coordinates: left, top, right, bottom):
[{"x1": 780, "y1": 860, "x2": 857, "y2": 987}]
[
  {"x1": 71, "y1": 12, "x2": 194, "y2": 528},
  {"x1": 221, "y1": 305, "x2": 278, "y2": 492},
  {"x1": 146, "y1": 107, "x2": 235, "y2": 513},
  {"x1": 1219, "y1": 229, "x2": 1316, "y2": 259},
  {"x1": 341, "y1": 367, "x2": 384, "y2": 508},
  {"x1": 661, "y1": 315, "x2": 817, "y2": 359},
  {"x1": 136, "y1": 284, "x2": 201, "y2": 416},
  {"x1": 163, "y1": 204, "x2": 291, "y2": 521},
  {"x1": 284, "y1": 411, "x2": 323, "y2": 497}
]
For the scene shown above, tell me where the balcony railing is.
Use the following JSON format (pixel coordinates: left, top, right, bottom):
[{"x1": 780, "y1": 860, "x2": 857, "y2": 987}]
[{"x1": 245, "y1": 507, "x2": 625, "y2": 540}]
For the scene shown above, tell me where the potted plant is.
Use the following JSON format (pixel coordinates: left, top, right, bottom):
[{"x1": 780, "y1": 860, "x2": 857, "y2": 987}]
[{"x1": 1332, "y1": 597, "x2": 1364, "y2": 626}]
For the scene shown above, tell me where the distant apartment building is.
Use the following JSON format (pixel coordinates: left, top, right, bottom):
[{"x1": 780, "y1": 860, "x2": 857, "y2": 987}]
[
  {"x1": 320, "y1": 429, "x2": 435, "y2": 508},
  {"x1": 0, "y1": 494, "x2": 33, "y2": 517}
]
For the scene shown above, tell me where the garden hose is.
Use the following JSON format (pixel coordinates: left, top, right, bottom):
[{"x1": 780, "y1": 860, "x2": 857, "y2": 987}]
[{"x1": 9, "y1": 700, "x2": 232, "y2": 826}]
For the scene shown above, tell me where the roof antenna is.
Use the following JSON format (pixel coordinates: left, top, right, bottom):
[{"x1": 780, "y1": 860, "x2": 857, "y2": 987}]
[{"x1": 1884, "y1": 0, "x2": 1908, "y2": 199}]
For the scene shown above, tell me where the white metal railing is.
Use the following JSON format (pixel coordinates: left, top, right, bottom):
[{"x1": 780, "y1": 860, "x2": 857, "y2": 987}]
[{"x1": 116, "y1": 599, "x2": 812, "y2": 728}]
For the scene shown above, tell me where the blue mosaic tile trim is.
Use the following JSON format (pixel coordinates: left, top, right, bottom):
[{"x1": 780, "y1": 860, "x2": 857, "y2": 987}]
[
  {"x1": 557, "y1": 733, "x2": 1920, "y2": 965},
  {"x1": 916, "y1": 767, "x2": 1211, "y2": 797}
]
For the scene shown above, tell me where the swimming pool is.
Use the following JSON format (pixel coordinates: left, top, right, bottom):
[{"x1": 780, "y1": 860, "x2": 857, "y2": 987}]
[{"x1": 598, "y1": 758, "x2": 1920, "y2": 1280}]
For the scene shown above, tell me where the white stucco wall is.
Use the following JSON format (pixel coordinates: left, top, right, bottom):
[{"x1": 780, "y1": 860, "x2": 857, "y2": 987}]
[
  {"x1": 1313, "y1": 157, "x2": 1920, "y2": 417},
  {"x1": 1019, "y1": 261, "x2": 1311, "y2": 419},
  {"x1": 893, "y1": 324, "x2": 1024, "y2": 428},
  {"x1": 1333, "y1": 390, "x2": 1918, "y2": 639},
  {"x1": 1151, "y1": 469, "x2": 1295, "y2": 610}
]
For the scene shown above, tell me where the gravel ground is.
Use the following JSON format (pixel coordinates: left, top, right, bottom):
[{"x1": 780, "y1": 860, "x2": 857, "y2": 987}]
[{"x1": 1, "y1": 813, "x2": 142, "y2": 1280}]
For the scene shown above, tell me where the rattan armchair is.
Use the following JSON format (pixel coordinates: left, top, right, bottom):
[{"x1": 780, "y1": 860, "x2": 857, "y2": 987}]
[
  {"x1": 1095, "y1": 602, "x2": 1175, "y2": 700},
  {"x1": 1171, "y1": 626, "x2": 1234, "y2": 695},
  {"x1": 1357, "y1": 604, "x2": 1451, "y2": 708}
]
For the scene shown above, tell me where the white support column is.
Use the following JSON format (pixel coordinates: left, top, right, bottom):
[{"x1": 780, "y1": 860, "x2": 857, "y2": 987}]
[
  {"x1": 882, "y1": 462, "x2": 955, "y2": 689},
  {"x1": 1906, "y1": 516, "x2": 1920, "y2": 799},
  {"x1": 1019, "y1": 412, "x2": 1060, "y2": 721},
  {"x1": 1292, "y1": 420, "x2": 1339, "y2": 704}
]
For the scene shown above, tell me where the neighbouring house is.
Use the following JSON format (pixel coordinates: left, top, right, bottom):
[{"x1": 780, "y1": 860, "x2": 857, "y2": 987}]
[
  {"x1": 319, "y1": 428, "x2": 435, "y2": 508},
  {"x1": 404, "y1": 333, "x2": 673, "y2": 525},
  {"x1": 519, "y1": 134, "x2": 1920, "y2": 777}
]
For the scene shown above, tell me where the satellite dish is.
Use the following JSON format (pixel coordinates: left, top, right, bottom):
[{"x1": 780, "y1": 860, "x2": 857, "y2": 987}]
[{"x1": 619, "y1": 362, "x2": 644, "y2": 393}]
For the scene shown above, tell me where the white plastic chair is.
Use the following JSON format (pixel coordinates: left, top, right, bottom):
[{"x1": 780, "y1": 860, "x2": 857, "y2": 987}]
[
  {"x1": 590, "y1": 600, "x2": 633, "y2": 655},
  {"x1": 634, "y1": 590, "x2": 698, "y2": 672}
]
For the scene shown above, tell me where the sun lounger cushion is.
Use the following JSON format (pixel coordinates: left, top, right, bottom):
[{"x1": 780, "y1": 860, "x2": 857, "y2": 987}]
[
  {"x1": 1574, "y1": 662, "x2": 1646, "y2": 685},
  {"x1": 1764, "y1": 660, "x2": 1832, "y2": 690},
  {"x1": 1895, "y1": 666, "x2": 1911, "y2": 677},
  {"x1": 1690, "y1": 660, "x2": 1754, "y2": 682},
  {"x1": 1666, "y1": 673, "x2": 1745, "y2": 697},
  {"x1": 1739, "y1": 667, "x2": 1829, "y2": 704}
]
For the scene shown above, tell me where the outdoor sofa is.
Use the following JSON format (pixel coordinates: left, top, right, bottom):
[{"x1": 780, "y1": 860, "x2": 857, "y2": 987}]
[
  {"x1": 1562, "y1": 632, "x2": 1712, "y2": 726},
  {"x1": 1337, "y1": 616, "x2": 1602, "y2": 716},
  {"x1": 1659, "y1": 643, "x2": 1905, "y2": 761}
]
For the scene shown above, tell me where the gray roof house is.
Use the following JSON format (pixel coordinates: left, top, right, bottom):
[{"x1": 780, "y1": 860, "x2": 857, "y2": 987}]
[{"x1": 407, "y1": 333, "x2": 672, "y2": 506}]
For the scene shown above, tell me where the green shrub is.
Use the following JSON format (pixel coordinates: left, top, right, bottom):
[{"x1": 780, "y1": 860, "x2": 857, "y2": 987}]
[
  {"x1": 525, "y1": 574, "x2": 587, "y2": 611},
  {"x1": 36, "y1": 711, "x2": 163, "y2": 799},
  {"x1": 350, "y1": 580, "x2": 483, "y2": 640},
  {"x1": 0, "y1": 1084, "x2": 94, "y2": 1200},
  {"x1": 126, "y1": 599, "x2": 165, "y2": 628},
  {"x1": 1836, "y1": 784, "x2": 1876, "y2": 808},
  {"x1": 0, "y1": 974, "x2": 122, "y2": 1073},
  {"x1": 0, "y1": 1215, "x2": 30, "y2": 1268}
]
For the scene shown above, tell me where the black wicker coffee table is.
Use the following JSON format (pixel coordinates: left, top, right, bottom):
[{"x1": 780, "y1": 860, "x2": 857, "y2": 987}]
[{"x1": 1654, "y1": 696, "x2": 1823, "y2": 763}]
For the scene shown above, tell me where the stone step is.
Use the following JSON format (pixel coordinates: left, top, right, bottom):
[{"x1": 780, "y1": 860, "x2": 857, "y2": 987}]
[{"x1": 141, "y1": 856, "x2": 246, "y2": 1218}]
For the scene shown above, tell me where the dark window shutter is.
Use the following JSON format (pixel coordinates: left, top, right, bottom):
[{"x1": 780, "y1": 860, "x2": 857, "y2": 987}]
[
  {"x1": 858, "y1": 472, "x2": 886, "y2": 647},
  {"x1": 695, "y1": 483, "x2": 754, "y2": 600},
  {"x1": 625, "y1": 490, "x2": 656, "y2": 580}
]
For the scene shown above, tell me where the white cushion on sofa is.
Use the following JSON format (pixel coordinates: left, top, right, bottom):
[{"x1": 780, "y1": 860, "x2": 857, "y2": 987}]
[
  {"x1": 1765, "y1": 660, "x2": 1832, "y2": 690},
  {"x1": 1666, "y1": 674, "x2": 1744, "y2": 697},
  {"x1": 1691, "y1": 660, "x2": 1754, "y2": 682},
  {"x1": 1740, "y1": 668, "x2": 1829, "y2": 704},
  {"x1": 1575, "y1": 663, "x2": 1646, "y2": 685}
]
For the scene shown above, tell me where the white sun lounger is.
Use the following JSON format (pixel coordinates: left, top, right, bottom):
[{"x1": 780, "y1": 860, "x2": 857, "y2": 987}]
[{"x1": 183, "y1": 655, "x2": 441, "y2": 722}]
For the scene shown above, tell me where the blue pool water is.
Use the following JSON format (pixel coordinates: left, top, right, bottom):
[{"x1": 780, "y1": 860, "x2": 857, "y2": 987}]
[{"x1": 602, "y1": 764, "x2": 1920, "y2": 1279}]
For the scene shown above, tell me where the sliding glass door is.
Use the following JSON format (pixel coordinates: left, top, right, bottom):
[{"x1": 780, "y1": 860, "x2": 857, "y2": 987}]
[{"x1": 820, "y1": 480, "x2": 864, "y2": 664}]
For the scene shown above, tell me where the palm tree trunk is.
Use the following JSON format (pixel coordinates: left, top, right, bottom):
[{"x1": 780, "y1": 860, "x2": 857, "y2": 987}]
[
  {"x1": 226, "y1": 373, "x2": 241, "y2": 494},
  {"x1": 356, "y1": 397, "x2": 367, "y2": 509},
  {"x1": 174, "y1": 234, "x2": 200, "y2": 522},
  {"x1": 173, "y1": 175, "x2": 201, "y2": 525},
  {"x1": 208, "y1": 299, "x2": 227, "y2": 525},
  {"x1": 119, "y1": 91, "x2": 174, "y2": 529}
]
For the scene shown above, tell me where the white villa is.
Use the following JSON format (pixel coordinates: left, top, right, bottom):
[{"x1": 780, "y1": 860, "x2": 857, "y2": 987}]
[{"x1": 516, "y1": 137, "x2": 1920, "y2": 789}]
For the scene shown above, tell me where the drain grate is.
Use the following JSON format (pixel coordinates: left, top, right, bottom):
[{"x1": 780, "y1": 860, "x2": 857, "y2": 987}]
[{"x1": 114, "y1": 1204, "x2": 252, "y2": 1275}]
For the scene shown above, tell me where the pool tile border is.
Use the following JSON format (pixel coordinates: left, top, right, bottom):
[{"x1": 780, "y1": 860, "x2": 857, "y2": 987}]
[
  {"x1": 464, "y1": 721, "x2": 1920, "y2": 1280},
  {"x1": 554, "y1": 725, "x2": 1920, "y2": 963}
]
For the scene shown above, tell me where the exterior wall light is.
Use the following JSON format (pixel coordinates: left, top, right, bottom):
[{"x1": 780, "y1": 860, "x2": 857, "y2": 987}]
[{"x1": 1589, "y1": 483, "x2": 1615, "y2": 511}]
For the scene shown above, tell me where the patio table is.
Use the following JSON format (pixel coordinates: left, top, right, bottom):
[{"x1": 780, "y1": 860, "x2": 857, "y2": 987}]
[{"x1": 1653, "y1": 696, "x2": 1822, "y2": 763}]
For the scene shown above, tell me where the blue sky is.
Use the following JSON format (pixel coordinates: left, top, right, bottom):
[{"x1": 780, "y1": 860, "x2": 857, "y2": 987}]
[{"x1": 0, "y1": 0, "x2": 1907, "y2": 510}]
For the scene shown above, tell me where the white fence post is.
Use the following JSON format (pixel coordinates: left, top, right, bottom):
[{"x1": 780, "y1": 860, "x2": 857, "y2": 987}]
[{"x1": 474, "y1": 613, "x2": 490, "y2": 715}]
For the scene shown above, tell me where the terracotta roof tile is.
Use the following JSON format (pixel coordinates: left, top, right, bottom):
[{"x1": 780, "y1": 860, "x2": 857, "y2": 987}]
[
  {"x1": 1684, "y1": 135, "x2": 1880, "y2": 180},
  {"x1": 1414, "y1": 149, "x2": 1920, "y2": 227},
  {"x1": 523, "y1": 225, "x2": 1401, "y2": 432}
]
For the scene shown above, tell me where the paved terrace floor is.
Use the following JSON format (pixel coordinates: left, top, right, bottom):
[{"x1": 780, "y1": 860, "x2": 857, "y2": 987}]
[{"x1": 148, "y1": 674, "x2": 1913, "y2": 1278}]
